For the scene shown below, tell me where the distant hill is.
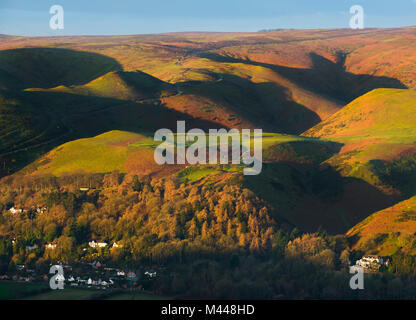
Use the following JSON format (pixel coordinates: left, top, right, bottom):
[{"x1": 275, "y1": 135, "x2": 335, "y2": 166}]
[
  {"x1": 28, "y1": 70, "x2": 176, "y2": 101},
  {"x1": 0, "y1": 48, "x2": 121, "y2": 90}
]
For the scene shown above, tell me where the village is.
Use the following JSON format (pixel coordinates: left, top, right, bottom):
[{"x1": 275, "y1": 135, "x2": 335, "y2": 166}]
[
  {"x1": 2, "y1": 205, "x2": 159, "y2": 293},
  {"x1": 0, "y1": 255, "x2": 159, "y2": 293}
]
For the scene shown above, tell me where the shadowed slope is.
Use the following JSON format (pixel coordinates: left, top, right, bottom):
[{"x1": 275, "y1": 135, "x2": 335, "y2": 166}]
[{"x1": 0, "y1": 48, "x2": 121, "y2": 90}]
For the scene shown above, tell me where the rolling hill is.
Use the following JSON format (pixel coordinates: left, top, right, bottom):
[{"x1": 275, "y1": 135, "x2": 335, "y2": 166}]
[
  {"x1": 303, "y1": 88, "x2": 416, "y2": 197},
  {"x1": 27, "y1": 70, "x2": 176, "y2": 102},
  {"x1": 347, "y1": 195, "x2": 416, "y2": 256},
  {"x1": 0, "y1": 27, "x2": 415, "y2": 237}
]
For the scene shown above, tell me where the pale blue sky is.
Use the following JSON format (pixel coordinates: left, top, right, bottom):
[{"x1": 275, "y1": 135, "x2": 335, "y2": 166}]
[{"x1": 1, "y1": 0, "x2": 416, "y2": 36}]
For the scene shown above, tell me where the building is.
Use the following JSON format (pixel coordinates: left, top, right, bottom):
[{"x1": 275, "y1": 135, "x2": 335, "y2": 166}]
[
  {"x1": 36, "y1": 206, "x2": 47, "y2": 214},
  {"x1": 352, "y1": 255, "x2": 390, "y2": 272},
  {"x1": 112, "y1": 242, "x2": 122, "y2": 248},
  {"x1": 144, "y1": 271, "x2": 157, "y2": 278},
  {"x1": 46, "y1": 243, "x2": 57, "y2": 250},
  {"x1": 9, "y1": 207, "x2": 23, "y2": 214},
  {"x1": 88, "y1": 240, "x2": 108, "y2": 248}
]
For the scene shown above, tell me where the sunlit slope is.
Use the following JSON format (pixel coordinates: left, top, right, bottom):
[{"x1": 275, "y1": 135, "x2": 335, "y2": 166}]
[
  {"x1": 347, "y1": 195, "x2": 416, "y2": 256},
  {"x1": 20, "y1": 131, "x2": 169, "y2": 176},
  {"x1": 20, "y1": 131, "x2": 330, "y2": 177},
  {"x1": 303, "y1": 89, "x2": 416, "y2": 196},
  {"x1": 304, "y1": 89, "x2": 416, "y2": 139},
  {"x1": 27, "y1": 71, "x2": 176, "y2": 101}
]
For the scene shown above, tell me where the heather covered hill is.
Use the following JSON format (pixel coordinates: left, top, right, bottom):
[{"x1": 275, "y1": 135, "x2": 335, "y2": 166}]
[
  {"x1": 304, "y1": 88, "x2": 416, "y2": 139},
  {"x1": 27, "y1": 70, "x2": 176, "y2": 102},
  {"x1": 0, "y1": 27, "x2": 415, "y2": 235},
  {"x1": 347, "y1": 196, "x2": 416, "y2": 256},
  {"x1": 1, "y1": 27, "x2": 416, "y2": 299},
  {"x1": 303, "y1": 88, "x2": 416, "y2": 197}
]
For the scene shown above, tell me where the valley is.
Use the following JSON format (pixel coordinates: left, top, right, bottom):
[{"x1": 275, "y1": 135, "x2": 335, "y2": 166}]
[{"x1": 0, "y1": 27, "x2": 415, "y2": 299}]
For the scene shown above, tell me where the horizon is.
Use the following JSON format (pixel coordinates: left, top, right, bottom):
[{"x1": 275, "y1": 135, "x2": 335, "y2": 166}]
[
  {"x1": 1, "y1": 0, "x2": 416, "y2": 36},
  {"x1": 2, "y1": 25, "x2": 416, "y2": 38}
]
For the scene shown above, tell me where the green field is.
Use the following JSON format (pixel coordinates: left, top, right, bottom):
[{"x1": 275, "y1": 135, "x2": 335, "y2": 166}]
[
  {"x1": 0, "y1": 282, "x2": 46, "y2": 300},
  {"x1": 0, "y1": 282, "x2": 168, "y2": 300}
]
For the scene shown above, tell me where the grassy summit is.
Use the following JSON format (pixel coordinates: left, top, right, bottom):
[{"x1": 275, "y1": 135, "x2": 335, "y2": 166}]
[{"x1": 303, "y1": 88, "x2": 416, "y2": 141}]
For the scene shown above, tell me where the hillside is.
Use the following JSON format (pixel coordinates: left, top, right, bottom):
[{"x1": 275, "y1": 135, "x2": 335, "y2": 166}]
[
  {"x1": 0, "y1": 28, "x2": 415, "y2": 236},
  {"x1": 303, "y1": 89, "x2": 416, "y2": 197},
  {"x1": 28, "y1": 70, "x2": 176, "y2": 102},
  {"x1": 303, "y1": 88, "x2": 416, "y2": 139},
  {"x1": 347, "y1": 196, "x2": 416, "y2": 256},
  {"x1": 1, "y1": 28, "x2": 416, "y2": 178},
  {"x1": 0, "y1": 48, "x2": 121, "y2": 90}
]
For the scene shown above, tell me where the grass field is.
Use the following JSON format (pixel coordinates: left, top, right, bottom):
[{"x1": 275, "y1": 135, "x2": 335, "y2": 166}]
[
  {"x1": 22, "y1": 288, "x2": 168, "y2": 300},
  {"x1": 0, "y1": 282, "x2": 46, "y2": 300},
  {"x1": 0, "y1": 282, "x2": 168, "y2": 300}
]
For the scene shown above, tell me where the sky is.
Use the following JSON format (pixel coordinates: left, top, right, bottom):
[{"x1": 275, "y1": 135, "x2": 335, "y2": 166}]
[{"x1": 0, "y1": 0, "x2": 416, "y2": 36}]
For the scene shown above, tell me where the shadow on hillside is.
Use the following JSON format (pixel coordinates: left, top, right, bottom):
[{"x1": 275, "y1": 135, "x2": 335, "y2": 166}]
[
  {"x1": 200, "y1": 52, "x2": 407, "y2": 104},
  {"x1": 243, "y1": 160, "x2": 402, "y2": 234},
  {"x1": 178, "y1": 72, "x2": 322, "y2": 134},
  {"x1": 0, "y1": 48, "x2": 122, "y2": 90},
  {"x1": 0, "y1": 89, "x2": 227, "y2": 177}
]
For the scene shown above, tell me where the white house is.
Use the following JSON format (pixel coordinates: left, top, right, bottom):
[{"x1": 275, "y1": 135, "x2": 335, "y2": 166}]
[
  {"x1": 46, "y1": 243, "x2": 57, "y2": 250},
  {"x1": 353, "y1": 255, "x2": 389, "y2": 272},
  {"x1": 36, "y1": 207, "x2": 47, "y2": 214},
  {"x1": 9, "y1": 207, "x2": 23, "y2": 214},
  {"x1": 356, "y1": 256, "x2": 385, "y2": 268},
  {"x1": 112, "y1": 242, "x2": 122, "y2": 248},
  {"x1": 26, "y1": 244, "x2": 38, "y2": 251},
  {"x1": 89, "y1": 241, "x2": 108, "y2": 248},
  {"x1": 116, "y1": 270, "x2": 126, "y2": 276},
  {"x1": 145, "y1": 271, "x2": 157, "y2": 278}
]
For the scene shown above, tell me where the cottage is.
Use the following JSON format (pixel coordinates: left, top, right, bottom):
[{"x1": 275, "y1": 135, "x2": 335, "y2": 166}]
[
  {"x1": 36, "y1": 206, "x2": 47, "y2": 214},
  {"x1": 9, "y1": 207, "x2": 23, "y2": 214},
  {"x1": 353, "y1": 255, "x2": 389, "y2": 272},
  {"x1": 80, "y1": 187, "x2": 96, "y2": 192},
  {"x1": 145, "y1": 271, "x2": 157, "y2": 278},
  {"x1": 89, "y1": 240, "x2": 108, "y2": 248},
  {"x1": 46, "y1": 243, "x2": 57, "y2": 250},
  {"x1": 112, "y1": 242, "x2": 122, "y2": 248}
]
